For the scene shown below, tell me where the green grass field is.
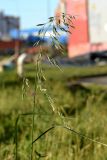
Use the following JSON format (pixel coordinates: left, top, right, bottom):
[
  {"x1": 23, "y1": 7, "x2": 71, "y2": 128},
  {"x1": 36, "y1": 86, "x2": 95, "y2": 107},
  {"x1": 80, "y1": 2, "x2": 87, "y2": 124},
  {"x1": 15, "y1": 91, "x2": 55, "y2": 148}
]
[{"x1": 1, "y1": 64, "x2": 107, "y2": 160}]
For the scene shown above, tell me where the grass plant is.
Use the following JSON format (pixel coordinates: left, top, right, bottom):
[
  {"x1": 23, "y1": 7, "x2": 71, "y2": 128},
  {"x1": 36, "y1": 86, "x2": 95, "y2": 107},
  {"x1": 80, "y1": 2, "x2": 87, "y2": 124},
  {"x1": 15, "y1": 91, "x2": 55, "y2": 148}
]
[{"x1": 1, "y1": 13, "x2": 107, "y2": 160}]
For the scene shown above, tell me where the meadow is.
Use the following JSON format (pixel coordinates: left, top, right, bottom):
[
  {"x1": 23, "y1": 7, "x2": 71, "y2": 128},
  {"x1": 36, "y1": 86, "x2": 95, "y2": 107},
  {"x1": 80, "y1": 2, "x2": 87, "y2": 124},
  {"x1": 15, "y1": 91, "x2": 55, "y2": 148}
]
[{"x1": 1, "y1": 64, "x2": 107, "y2": 159}]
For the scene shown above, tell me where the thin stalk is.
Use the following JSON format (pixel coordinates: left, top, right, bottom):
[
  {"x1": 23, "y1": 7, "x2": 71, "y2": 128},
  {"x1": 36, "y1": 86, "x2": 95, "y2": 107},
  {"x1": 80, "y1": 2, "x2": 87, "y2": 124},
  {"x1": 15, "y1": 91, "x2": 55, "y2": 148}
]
[
  {"x1": 15, "y1": 115, "x2": 20, "y2": 160},
  {"x1": 30, "y1": 55, "x2": 39, "y2": 160}
]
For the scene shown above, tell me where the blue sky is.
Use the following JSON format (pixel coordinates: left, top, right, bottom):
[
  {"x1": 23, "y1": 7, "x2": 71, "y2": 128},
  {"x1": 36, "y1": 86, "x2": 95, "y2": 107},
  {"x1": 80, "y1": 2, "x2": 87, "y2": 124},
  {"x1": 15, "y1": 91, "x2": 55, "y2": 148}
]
[{"x1": 0, "y1": 0, "x2": 58, "y2": 29}]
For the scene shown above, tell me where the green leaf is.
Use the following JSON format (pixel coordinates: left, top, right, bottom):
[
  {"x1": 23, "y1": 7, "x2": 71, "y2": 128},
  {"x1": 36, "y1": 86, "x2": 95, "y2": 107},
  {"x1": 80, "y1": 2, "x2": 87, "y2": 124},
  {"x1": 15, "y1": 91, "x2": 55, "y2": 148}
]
[
  {"x1": 36, "y1": 23, "x2": 45, "y2": 26},
  {"x1": 48, "y1": 17, "x2": 54, "y2": 20}
]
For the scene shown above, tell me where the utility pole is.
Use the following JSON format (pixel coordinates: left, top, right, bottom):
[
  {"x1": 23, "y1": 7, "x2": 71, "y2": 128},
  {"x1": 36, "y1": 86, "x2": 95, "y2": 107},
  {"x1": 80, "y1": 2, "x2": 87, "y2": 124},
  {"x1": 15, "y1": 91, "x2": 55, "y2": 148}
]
[
  {"x1": 47, "y1": 0, "x2": 50, "y2": 18},
  {"x1": 15, "y1": 18, "x2": 20, "y2": 56}
]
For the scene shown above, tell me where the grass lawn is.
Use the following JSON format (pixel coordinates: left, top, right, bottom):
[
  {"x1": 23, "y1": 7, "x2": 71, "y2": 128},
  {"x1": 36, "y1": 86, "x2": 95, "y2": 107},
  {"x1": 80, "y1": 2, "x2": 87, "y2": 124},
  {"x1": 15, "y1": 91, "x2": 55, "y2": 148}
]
[{"x1": 1, "y1": 64, "x2": 107, "y2": 159}]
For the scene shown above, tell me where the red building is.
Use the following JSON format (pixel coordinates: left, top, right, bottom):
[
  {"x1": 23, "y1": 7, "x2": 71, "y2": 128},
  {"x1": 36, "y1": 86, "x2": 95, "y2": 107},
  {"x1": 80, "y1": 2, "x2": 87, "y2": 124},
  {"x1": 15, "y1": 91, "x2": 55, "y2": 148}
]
[{"x1": 57, "y1": 0, "x2": 107, "y2": 58}]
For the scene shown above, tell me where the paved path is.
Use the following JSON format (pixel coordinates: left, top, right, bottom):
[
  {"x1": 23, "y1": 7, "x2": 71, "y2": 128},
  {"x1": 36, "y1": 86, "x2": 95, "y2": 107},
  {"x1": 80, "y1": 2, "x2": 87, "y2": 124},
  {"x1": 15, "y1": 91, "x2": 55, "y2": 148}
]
[{"x1": 78, "y1": 76, "x2": 107, "y2": 85}]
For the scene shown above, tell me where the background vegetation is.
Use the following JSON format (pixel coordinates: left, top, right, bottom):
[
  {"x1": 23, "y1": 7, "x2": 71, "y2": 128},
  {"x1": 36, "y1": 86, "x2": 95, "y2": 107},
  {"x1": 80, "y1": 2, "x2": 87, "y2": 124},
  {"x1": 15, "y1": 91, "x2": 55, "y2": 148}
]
[{"x1": 1, "y1": 65, "x2": 107, "y2": 159}]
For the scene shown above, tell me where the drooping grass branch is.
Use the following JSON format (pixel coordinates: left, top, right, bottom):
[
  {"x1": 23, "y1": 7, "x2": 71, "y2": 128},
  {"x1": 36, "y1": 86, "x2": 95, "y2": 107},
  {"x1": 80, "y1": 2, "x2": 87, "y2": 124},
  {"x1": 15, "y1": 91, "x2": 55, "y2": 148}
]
[
  {"x1": 33, "y1": 125, "x2": 107, "y2": 147},
  {"x1": 31, "y1": 124, "x2": 107, "y2": 158}
]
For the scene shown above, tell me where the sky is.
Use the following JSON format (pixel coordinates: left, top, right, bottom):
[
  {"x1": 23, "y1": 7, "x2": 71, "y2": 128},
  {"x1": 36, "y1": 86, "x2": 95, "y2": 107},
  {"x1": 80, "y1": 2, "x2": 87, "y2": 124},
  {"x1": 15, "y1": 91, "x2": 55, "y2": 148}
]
[{"x1": 0, "y1": 0, "x2": 59, "y2": 29}]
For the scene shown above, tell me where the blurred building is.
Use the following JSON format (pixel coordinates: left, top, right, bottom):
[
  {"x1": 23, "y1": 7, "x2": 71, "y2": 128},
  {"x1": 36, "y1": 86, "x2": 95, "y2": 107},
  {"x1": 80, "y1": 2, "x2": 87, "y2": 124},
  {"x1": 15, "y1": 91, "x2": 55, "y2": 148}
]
[
  {"x1": 55, "y1": 0, "x2": 66, "y2": 25},
  {"x1": 56, "y1": 0, "x2": 107, "y2": 58},
  {"x1": 0, "y1": 11, "x2": 20, "y2": 40}
]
